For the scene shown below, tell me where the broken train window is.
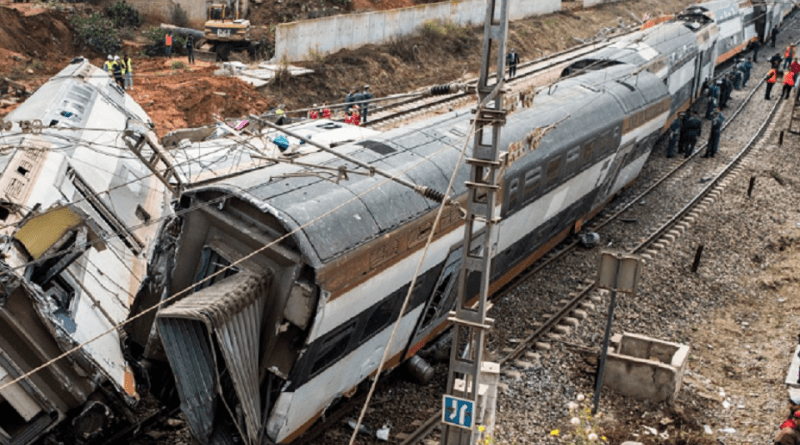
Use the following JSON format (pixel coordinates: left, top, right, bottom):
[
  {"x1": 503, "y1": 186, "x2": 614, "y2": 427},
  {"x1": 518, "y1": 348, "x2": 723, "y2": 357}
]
[
  {"x1": 25, "y1": 228, "x2": 86, "y2": 318},
  {"x1": 193, "y1": 246, "x2": 240, "y2": 292}
]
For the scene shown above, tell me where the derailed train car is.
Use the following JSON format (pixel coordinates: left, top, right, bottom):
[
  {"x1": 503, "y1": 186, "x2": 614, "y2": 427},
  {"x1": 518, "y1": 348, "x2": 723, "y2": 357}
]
[
  {"x1": 0, "y1": 58, "x2": 172, "y2": 444},
  {"x1": 125, "y1": 3, "x2": 796, "y2": 445}
]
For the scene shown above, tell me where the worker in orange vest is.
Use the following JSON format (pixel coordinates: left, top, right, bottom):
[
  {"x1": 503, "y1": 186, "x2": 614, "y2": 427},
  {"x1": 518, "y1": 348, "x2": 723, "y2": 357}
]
[
  {"x1": 321, "y1": 103, "x2": 332, "y2": 119},
  {"x1": 165, "y1": 31, "x2": 173, "y2": 58},
  {"x1": 765, "y1": 67, "x2": 778, "y2": 100},
  {"x1": 784, "y1": 44, "x2": 796, "y2": 70},
  {"x1": 308, "y1": 104, "x2": 319, "y2": 119},
  {"x1": 782, "y1": 70, "x2": 795, "y2": 100}
]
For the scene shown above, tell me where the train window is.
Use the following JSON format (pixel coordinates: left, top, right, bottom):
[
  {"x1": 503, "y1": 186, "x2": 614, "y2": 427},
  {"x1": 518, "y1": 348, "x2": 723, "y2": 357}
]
[
  {"x1": 507, "y1": 178, "x2": 519, "y2": 210},
  {"x1": 193, "y1": 246, "x2": 239, "y2": 292},
  {"x1": 524, "y1": 167, "x2": 541, "y2": 196},
  {"x1": 546, "y1": 158, "x2": 561, "y2": 186},
  {"x1": 581, "y1": 142, "x2": 594, "y2": 164},
  {"x1": 361, "y1": 297, "x2": 396, "y2": 342},
  {"x1": 311, "y1": 320, "x2": 356, "y2": 375},
  {"x1": 419, "y1": 245, "x2": 462, "y2": 331},
  {"x1": 566, "y1": 147, "x2": 580, "y2": 166}
]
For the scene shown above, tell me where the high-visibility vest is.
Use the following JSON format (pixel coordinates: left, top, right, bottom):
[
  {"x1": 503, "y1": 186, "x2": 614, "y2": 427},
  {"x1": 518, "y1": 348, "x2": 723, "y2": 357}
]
[
  {"x1": 111, "y1": 61, "x2": 122, "y2": 76},
  {"x1": 125, "y1": 58, "x2": 132, "y2": 74},
  {"x1": 166, "y1": 35, "x2": 172, "y2": 46},
  {"x1": 768, "y1": 69, "x2": 778, "y2": 83},
  {"x1": 786, "y1": 46, "x2": 792, "y2": 58},
  {"x1": 785, "y1": 71, "x2": 796, "y2": 87},
  {"x1": 103, "y1": 61, "x2": 111, "y2": 72}
]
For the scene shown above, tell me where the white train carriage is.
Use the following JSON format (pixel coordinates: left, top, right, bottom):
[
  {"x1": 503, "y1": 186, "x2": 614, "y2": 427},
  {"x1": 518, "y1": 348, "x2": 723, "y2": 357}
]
[{"x1": 0, "y1": 58, "x2": 171, "y2": 444}]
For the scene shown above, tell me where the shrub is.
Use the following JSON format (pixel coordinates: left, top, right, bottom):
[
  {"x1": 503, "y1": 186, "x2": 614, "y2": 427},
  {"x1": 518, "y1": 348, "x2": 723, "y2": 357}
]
[
  {"x1": 171, "y1": 4, "x2": 189, "y2": 28},
  {"x1": 71, "y1": 13, "x2": 121, "y2": 55},
  {"x1": 143, "y1": 26, "x2": 187, "y2": 57},
  {"x1": 107, "y1": 1, "x2": 142, "y2": 28},
  {"x1": 171, "y1": 61, "x2": 186, "y2": 70}
]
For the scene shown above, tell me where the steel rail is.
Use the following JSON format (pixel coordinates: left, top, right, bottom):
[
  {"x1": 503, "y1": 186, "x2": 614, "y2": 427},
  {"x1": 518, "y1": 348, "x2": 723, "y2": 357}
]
[{"x1": 397, "y1": 48, "x2": 791, "y2": 445}]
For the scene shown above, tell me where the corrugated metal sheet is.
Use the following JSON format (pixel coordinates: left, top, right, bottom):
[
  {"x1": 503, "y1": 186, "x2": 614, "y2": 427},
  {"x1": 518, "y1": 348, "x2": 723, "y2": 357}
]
[{"x1": 157, "y1": 272, "x2": 272, "y2": 445}]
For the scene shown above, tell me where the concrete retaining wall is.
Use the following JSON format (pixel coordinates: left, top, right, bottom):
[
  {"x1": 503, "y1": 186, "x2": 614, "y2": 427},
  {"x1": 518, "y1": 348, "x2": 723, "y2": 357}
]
[
  {"x1": 583, "y1": 0, "x2": 622, "y2": 8},
  {"x1": 274, "y1": 0, "x2": 561, "y2": 62}
]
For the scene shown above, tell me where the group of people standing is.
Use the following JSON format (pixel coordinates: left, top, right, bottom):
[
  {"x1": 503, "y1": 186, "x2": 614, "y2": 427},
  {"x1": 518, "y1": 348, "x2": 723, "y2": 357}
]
[
  {"x1": 102, "y1": 54, "x2": 133, "y2": 91},
  {"x1": 765, "y1": 43, "x2": 799, "y2": 101},
  {"x1": 344, "y1": 85, "x2": 373, "y2": 125}
]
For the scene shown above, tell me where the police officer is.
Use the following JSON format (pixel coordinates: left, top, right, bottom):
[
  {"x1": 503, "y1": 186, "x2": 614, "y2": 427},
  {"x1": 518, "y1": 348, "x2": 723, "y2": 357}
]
[
  {"x1": 742, "y1": 58, "x2": 752, "y2": 87},
  {"x1": 704, "y1": 111, "x2": 724, "y2": 158},
  {"x1": 707, "y1": 79, "x2": 720, "y2": 100},
  {"x1": 345, "y1": 88, "x2": 355, "y2": 113},
  {"x1": 684, "y1": 111, "x2": 703, "y2": 158},
  {"x1": 678, "y1": 112, "x2": 689, "y2": 155},
  {"x1": 507, "y1": 48, "x2": 520, "y2": 79},
  {"x1": 666, "y1": 117, "x2": 681, "y2": 158},
  {"x1": 732, "y1": 64, "x2": 743, "y2": 90},
  {"x1": 770, "y1": 52, "x2": 782, "y2": 68},
  {"x1": 706, "y1": 90, "x2": 718, "y2": 120},
  {"x1": 360, "y1": 85, "x2": 373, "y2": 123},
  {"x1": 719, "y1": 75, "x2": 733, "y2": 109}
]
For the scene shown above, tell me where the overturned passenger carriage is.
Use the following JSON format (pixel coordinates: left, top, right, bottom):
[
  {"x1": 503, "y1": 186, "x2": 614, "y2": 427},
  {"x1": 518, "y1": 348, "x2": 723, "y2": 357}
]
[{"x1": 0, "y1": 58, "x2": 171, "y2": 444}]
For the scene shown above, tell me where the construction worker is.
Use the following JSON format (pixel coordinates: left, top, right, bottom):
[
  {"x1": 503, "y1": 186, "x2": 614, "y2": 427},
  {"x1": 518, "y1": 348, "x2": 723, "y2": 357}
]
[
  {"x1": 111, "y1": 55, "x2": 124, "y2": 89},
  {"x1": 344, "y1": 110, "x2": 355, "y2": 125},
  {"x1": 507, "y1": 48, "x2": 520, "y2": 79},
  {"x1": 275, "y1": 107, "x2": 286, "y2": 125},
  {"x1": 165, "y1": 31, "x2": 173, "y2": 58},
  {"x1": 321, "y1": 103, "x2": 332, "y2": 119},
  {"x1": 352, "y1": 106, "x2": 361, "y2": 126},
  {"x1": 360, "y1": 85, "x2": 373, "y2": 123},
  {"x1": 784, "y1": 44, "x2": 796, "y2": 70},
  {"x1": 791, "y1": 58, "x2": 800, "y2": 83},
  {"x1": 765, "y1": 66, "x2": 779, "y2": 100},
  {"x1": 782, "y1": 69, "x2": 795, "y2": 100},
  {"x1": 704, "y1": 111, "x2": 724, "y2": 158},
  {"x1": 683, "y1": 111, "x2": 702, "y2": 158},
  {"x1": 666, "y1": 117, "x2": 681, "y2": 158},
  {"x1": 103, "y1": 55, "x2": 112, "y2": 74},
  {"x1": 186, "y1": 35, "x2": 195, "y2": 65},
  {"x1": 122, "y1": 53, "x2": 133, "y2": 90},
  {"x1": 308, "y1": 104, "x2": 319, "y2": 119}
]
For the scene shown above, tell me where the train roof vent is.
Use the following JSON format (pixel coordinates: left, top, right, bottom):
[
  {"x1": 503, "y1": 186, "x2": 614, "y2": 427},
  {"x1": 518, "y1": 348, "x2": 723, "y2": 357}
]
[{"x1": 357, "y1": 140, "x2": 396, "y2": 155}]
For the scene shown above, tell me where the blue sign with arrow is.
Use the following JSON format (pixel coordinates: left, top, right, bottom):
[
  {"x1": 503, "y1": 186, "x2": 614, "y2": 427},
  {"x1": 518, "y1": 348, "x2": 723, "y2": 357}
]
[{"x1": 442, "y1": 395, "x2": 474, "y2": 430}]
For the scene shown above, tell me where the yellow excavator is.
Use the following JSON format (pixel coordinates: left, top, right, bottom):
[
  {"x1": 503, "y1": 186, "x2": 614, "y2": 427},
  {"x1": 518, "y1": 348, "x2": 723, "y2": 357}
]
[{"x1": 203, "y1": 1, "x2": 264, "y2": 60}]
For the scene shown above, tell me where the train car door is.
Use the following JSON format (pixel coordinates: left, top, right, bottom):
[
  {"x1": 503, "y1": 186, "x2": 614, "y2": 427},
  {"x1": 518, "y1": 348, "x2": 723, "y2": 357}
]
[
  {"x1": 591, "y1": 137, "x2": 633, "y2": 210},
  {"x1": 692, "y1": 51, "x2": 704, "y2": 99}
]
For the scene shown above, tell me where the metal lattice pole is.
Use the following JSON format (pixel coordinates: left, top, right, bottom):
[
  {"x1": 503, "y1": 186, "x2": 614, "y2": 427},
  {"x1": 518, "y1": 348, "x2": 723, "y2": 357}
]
[{"x1": 442, "y1": 0, "x2": 509, "y2": 443}]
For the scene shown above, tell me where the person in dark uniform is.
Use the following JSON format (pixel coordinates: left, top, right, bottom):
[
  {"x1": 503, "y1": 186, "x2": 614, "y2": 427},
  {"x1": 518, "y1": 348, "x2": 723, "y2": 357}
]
[
  {"x1": 186, "y1": 35, "x2": 195, "y2": 65},
  {"x1": 677, "y1": 112, "x2": 689, "y2": 155},
  {"x1": 684, "y1": 111, "x2": 703, "y2": 158},
  {"x1": 111, "y1": 55, "x2": 124, "y2": 89},
  {"x1": 719, "y1": 75, "x2": 733, "y2": 109},
  {"x1": 666, "y1": 117, "x2": 681, "y2": 158},
  {"x1": 771, "y1": 25, "x2": 779, "y2": 48},
  {"x1": 751, "y1": 39, "x2": 760, "y2": 63},
  {"x1": 732, "y1": 63, "x2": 743, "y2": 90},
  {"x1": 506, "y1": 48, "x2": 520, "y2": 79},
  {"x1": 704, "y1": 111, "x2": 724, "y2": 158},
  {"x1": 771, "y1": 52, "x2": 783, "y2": 68},
  {"x1": 345, "y1": 88, "x2": 355, "y2": 113},
  {"x1": 360, "y1": 85, "x2": 373, "y2": 123},
  {"x1": 706, "y1": 92, "x2": 718, "y2": 120},
  {"x1": 742, "y1": 58, "x2": 753, "y2": 87}
]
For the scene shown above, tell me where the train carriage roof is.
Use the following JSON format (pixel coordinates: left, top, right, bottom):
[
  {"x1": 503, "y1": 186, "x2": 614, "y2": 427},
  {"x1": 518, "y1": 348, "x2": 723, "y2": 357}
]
[{"x1": 187, "y1": 66, "x2": 667, "y2": 268}]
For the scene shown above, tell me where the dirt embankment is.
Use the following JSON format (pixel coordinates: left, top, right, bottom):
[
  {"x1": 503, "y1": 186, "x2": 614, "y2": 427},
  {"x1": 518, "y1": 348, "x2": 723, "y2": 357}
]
[{"x1": 0, "y1": 0, "x2": 697, "y2": 136}]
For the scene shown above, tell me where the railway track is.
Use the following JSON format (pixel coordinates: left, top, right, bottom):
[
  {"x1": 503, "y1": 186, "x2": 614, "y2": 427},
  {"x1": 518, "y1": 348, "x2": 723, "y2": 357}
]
[
  {"x1": 363, "y1": 28, "x2": 636, "y2": 130},
  {"x1": 392, "y1": 31, "x2": 797, "y2": 445}
]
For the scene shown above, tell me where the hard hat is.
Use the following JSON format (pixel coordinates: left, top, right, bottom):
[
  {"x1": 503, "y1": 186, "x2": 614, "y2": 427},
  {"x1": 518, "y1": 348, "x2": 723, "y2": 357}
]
[
  {"x1": 276, "y1": 109, "x2": 284, "y2": 115},
  {"x1": 114, "y1": 55, "x2": 120, "y2": 61},
  {"x1": 364, "y1": 84, "x2": 370, "y2": 89},
  {"x1": 313, "y1": 103, "x2": 318, "y2": 107},
  {"x1": 107, "y1": 55, "x2": 112, "y2": 60}
]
